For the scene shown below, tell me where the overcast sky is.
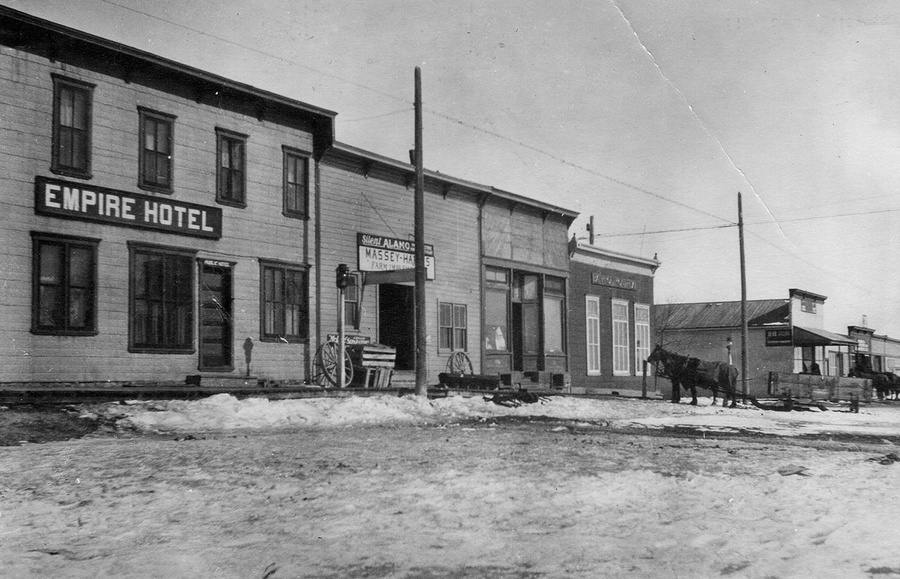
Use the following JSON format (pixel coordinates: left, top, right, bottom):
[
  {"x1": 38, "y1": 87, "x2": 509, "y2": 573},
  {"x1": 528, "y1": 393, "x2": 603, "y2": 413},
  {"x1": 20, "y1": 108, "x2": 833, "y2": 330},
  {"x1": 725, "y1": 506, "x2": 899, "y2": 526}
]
[{"x1": 7, "y1": 0, "x2": 900, "y2": 337}]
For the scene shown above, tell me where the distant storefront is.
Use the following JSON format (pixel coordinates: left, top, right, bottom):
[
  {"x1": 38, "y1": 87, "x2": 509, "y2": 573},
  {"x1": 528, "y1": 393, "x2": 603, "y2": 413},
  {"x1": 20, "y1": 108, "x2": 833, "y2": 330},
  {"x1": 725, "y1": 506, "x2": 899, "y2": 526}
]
[
  {"x1": 567, "y1": 240, "x2": 660, "y2": 395},
  {"x1": 654, "y1": 289, "x2": 857, "y2": 398}
]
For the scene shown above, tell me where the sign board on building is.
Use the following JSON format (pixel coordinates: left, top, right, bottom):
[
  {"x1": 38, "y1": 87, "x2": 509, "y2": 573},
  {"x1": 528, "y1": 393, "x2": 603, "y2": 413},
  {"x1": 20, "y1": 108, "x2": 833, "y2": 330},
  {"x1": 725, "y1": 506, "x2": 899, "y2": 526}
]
[
  {"x1": 591, "y1": 271, "x2": 635, "y2": 290},
  {"x1": 857, "y1": 339, "x2": 869, "y2": 353},
  {"x1": 765, "y1": 328, "x2": 792, "y2": 346},
  {"x1": 326, "y1": 334, "x2": 372, "y2": 345},
  {"x1": 357, "y1": 233, "x2": 435, "y2": 280},
  {"x1": 35, "y1": 176, "x2": 222, "y2": 239}
]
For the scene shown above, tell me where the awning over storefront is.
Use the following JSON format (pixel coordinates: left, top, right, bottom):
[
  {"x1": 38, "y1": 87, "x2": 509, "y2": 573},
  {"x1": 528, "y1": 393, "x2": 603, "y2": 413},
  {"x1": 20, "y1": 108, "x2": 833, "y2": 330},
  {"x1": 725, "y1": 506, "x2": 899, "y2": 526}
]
[{"x1": 793, "y1": 325, "x2": 855, "y2": 347}]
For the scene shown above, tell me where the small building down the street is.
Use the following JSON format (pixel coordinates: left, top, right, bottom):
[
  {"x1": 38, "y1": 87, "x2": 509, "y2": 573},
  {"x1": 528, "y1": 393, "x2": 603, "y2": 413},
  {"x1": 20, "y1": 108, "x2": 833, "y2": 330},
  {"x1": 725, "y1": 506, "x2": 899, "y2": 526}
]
[
  {"x1": 567, "y1": 238, "x2": 661, "y2": 396},
  {"x1": 653, "y1": 288, "x2": 856, "y2": 398}
]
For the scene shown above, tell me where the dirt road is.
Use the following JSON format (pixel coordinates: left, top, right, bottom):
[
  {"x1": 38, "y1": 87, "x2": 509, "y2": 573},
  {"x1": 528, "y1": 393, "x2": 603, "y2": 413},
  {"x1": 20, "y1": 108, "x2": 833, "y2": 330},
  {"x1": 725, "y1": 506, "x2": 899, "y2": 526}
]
[{"x1": 3, "y1": 411, "x2": 900, "y2": 578}]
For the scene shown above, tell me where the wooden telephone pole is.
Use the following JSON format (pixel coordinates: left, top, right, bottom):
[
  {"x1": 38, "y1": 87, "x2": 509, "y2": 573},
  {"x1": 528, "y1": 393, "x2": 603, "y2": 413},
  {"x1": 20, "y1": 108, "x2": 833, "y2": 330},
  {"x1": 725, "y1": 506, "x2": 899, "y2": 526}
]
[
  {"x1": 414, "y1": 67, "x2": 427, "y2": 396},
  {"x1": 738, "y1": 192, "x2": 749, "y2": 402}
]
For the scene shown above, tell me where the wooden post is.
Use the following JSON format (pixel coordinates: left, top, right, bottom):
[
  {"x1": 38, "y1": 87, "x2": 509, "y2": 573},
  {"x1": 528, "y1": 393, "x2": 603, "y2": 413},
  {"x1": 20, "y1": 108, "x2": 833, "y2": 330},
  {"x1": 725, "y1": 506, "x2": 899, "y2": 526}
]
[
  {"x1": 338, "y1": 286, "x2": 345, "y2": 388},
  {"x1": 641, "y1": 360, "x2": 647, "y2": 399},
  {"x1": 738, "y1": 192, "x2": 749, "y2": 403},
  {"x1": 414, "y1": 67, "x2": 428, "y2": 396}
]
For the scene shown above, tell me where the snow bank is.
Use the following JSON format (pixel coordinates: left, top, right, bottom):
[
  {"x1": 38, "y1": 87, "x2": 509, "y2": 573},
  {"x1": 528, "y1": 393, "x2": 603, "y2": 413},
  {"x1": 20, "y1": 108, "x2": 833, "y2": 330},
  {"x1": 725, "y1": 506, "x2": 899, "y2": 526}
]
[{"x1": 101, "y1": 393, "x2": 900, "y2": 438}]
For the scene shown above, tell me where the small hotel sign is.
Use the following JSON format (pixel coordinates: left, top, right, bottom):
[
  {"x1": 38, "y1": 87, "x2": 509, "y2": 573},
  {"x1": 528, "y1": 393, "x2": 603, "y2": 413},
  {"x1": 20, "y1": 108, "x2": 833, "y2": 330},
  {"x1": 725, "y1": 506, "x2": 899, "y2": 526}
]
[
  {"x1": 591, "y1": 271, "x2": 635, "y2": 290},
  {"x1": 35, "y1": 176, "x2": 222, "y2": 239},
  {"x1": 357, "y1": 233, "x2": 435, "y2": 280}
]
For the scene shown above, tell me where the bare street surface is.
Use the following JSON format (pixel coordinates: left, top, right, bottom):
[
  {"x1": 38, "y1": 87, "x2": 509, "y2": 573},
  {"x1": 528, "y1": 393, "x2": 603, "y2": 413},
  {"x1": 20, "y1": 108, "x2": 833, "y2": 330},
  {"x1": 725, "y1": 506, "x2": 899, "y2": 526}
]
[{"x1": 3, "y1": 397, "x2": 900, "y2": 578}]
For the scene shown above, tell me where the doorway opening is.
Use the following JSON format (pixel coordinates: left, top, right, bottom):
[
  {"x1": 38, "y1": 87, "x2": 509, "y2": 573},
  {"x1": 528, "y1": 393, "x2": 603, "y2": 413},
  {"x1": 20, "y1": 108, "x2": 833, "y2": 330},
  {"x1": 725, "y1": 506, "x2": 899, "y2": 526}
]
[
  {"x1": 198, "y1": 262, "x2": 233, "y2": 371},
  {"x1": 378, "y1": 283, "x2": 415, "y2": 370}
]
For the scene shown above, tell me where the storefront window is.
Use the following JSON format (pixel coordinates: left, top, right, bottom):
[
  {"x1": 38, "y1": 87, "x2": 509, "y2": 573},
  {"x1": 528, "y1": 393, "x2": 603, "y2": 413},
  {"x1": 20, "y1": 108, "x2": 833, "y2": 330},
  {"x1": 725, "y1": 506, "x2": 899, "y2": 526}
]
[
  {"x1": 543, "y1": 296, "x2": 564, "y2": 354},
  {"x1": 543, "y1": 275, "x2": 565, "y2": 355},
  {"x1": 130, "y1": 245, "x2": 194, "y2": 352},
  {"x1": 484, "y1": 289, "x2": 508, "y2": 351}
]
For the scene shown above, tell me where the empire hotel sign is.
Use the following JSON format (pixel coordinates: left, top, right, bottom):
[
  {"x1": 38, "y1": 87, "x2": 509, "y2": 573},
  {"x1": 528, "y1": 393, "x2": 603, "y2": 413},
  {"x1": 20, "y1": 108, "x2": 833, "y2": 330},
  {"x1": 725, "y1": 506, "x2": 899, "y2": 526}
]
[{"x1": 35, "y1": 176, "x2": 222, "y2": 239}]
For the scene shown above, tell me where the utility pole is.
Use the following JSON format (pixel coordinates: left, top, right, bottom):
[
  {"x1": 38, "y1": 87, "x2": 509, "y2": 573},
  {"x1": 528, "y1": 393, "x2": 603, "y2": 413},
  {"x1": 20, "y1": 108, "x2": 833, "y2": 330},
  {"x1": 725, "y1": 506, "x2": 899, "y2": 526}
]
[
  {"x1": 738, "y1": 192, "x2": 749, "y2": 402},
  {"x1": 414, "y1": 67, "x2": 427, "y2": 396}
]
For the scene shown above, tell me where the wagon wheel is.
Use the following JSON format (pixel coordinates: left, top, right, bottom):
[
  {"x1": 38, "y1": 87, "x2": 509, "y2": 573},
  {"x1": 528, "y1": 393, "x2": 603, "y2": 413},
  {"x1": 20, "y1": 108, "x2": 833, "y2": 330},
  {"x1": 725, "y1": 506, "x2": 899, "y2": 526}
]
[
  {"x1": 314, "y1": 342, "x2": 354, "y2": 387},
  {"x1": 446, "y1": 351, "x2": 473, "y2": 376}
]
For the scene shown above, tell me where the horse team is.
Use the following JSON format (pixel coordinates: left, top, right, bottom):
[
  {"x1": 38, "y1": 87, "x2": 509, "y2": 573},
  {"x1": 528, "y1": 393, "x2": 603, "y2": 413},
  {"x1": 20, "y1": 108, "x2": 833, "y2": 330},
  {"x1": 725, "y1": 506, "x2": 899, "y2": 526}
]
[
  {"x1": 648, "y1": 345, "x2": 740, "y2": 407},
  {"x1": 649, "y1": 344, "x2": 900, "y2": 405}
]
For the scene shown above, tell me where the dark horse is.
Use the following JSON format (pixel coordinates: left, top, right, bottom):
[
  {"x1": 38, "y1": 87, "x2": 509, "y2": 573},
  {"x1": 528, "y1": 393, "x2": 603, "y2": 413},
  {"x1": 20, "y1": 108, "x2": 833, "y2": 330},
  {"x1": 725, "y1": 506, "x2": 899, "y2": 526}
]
[{"x1": 648, "y1": 345, "x2": 739, "y2": 407}]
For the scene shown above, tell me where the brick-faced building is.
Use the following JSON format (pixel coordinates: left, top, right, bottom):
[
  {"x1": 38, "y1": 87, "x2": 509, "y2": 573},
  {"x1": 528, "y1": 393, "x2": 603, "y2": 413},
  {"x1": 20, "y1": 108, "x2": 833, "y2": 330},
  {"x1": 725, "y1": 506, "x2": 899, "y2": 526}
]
[{"x1": 567, "y1": 239, "x2": 661, "y2": 395}]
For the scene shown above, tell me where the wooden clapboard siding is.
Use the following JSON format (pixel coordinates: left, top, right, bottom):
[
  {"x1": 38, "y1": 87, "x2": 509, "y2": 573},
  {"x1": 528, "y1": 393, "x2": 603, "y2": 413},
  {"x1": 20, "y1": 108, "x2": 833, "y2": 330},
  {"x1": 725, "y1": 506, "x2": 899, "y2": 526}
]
[
  {"x1": 318, "y1": 148, "x2": 483, "y2": 379},
  {"x1": 0, "y1": 28, "x2": 326, "y2": 383}
]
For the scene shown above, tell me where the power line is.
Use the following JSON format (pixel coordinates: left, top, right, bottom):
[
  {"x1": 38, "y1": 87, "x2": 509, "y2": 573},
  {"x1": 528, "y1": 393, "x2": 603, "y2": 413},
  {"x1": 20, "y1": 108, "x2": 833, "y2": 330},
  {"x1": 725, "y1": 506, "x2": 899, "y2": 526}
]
[{"x1": 87, "y1": 0, "x2": 735, "y2": 226}]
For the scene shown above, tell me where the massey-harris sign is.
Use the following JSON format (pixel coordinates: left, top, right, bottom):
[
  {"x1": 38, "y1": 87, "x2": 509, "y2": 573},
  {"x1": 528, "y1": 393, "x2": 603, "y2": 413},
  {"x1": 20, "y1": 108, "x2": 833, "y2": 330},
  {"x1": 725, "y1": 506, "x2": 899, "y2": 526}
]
[
  {"x1": 35, "y1": 176, "x2": 222, "y2": 239},
  {"x1": 357, "y1": 233, "x2": 435, "y2": 280}
]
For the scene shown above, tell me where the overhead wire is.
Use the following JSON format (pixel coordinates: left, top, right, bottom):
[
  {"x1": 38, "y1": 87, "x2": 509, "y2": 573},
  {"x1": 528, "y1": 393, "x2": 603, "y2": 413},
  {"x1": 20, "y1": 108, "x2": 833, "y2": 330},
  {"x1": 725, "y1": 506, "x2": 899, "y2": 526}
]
[{"x1": 87, "y1": 0, "x2": 734, "y2": 226}]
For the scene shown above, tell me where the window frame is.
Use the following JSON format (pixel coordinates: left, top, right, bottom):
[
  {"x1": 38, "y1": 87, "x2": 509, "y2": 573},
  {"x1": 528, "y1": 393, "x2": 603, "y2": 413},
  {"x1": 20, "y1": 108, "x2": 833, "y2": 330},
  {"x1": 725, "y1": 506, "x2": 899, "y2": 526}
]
[
  {"x1": 344, "y1": 272, "x2": 360, "y2": 330},
  {"x1": 585, "y1": 295, "x2": 601, "y2": 376},
  {"x1": 634, "y1": 303, "x2": 651, "y2": 376},
  {"x1": 483, "y1": 267, "x2": 510, "y2": 352},
  {"x1": 51, "y1": 74, "x2": 94, "y2": 179},
  {"x1": 216, "y1": 127, "x2": 247, "y2": 207},
  {"x1": 542, "y1": 275, "x2": 566, "y2": 355},
  {"x1": 31, "y1": 232, "x2": 100, "y2": 336},
  {"x1": 138, "y1": 107, "x2": 175, "y2": 193},
  {"x1": 611, "y1": 298, "x2": 631, "y2": 376},
  {"x1": 282, "y1": 146, "x2": 310, "y2": 219},
  {"x1": 128, "y1": 243, "x2": 196, "y2": 354},
  {"x1": 259, "y1": 260, "x2": 309, "y2": 343},
  {"x1": 439, "y1": 301, "x2": 468, "y2": 352}
]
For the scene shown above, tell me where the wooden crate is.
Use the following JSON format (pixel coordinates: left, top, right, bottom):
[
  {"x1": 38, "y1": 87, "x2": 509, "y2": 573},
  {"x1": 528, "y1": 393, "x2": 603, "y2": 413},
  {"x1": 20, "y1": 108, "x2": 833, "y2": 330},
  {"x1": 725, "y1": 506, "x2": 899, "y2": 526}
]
[{"x1": 348, "y1": 344, "x2": 396, "y2": 389}]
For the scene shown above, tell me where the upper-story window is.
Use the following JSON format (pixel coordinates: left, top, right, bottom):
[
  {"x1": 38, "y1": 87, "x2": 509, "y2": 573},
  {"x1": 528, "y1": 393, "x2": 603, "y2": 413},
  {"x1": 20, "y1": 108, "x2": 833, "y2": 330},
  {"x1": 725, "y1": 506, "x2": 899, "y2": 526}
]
[
  {"x1": 139, "y1": 107, "x2": 175, "y2": 192},
  {"x1": 51, "y1": 75, "x2": 94, "y2": 179},
  {"x1": 283, "y1": 147, "x2": 309, "y2": 218},
  {"x1": 216, "y1": 128, "x2": 246, "y2": 207}
]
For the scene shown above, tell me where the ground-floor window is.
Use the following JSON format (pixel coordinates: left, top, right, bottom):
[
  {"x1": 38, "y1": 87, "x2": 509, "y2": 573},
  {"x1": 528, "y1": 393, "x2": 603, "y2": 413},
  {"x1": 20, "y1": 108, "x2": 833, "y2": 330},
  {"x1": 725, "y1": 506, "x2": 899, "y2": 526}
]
[
  {"x1": 585, "y1": 295, "x2": 601, "y2": 375},
  {"x1": 543, "y1": 276, "x2": 566, "y2": 355},
  {"x1": 344, "y1": 273, "x2": 360, "y2": 329},
  {"x1": 129, "y1": 243, "x2": 195, "y2": 352},
  {"x1": 31, "y1": 232, "x2": 99, "y2": 335},
  {"x1": 612, "y1": 298, "x2": 630, "y2": 375},
  {"x1": 439, "y1": 302, "x2": 468, "y2": 351},
  {"x1": 634, "y1": 303, "x2": 651, "y2": 374},
  {"x1": 484, "y1": 267, "x2": 509, "y2": 352},
  {"x1": 260, "y1": 260, "x2": 308, "y2": 342}
]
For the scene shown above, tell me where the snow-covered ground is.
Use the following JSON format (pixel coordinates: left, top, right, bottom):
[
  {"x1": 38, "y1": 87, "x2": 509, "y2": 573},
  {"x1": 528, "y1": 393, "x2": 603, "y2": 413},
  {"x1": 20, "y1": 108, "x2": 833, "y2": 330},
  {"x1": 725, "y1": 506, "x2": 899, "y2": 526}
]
[{"x1": 3, "y1": 393, "x2": 900, "y2": 578}]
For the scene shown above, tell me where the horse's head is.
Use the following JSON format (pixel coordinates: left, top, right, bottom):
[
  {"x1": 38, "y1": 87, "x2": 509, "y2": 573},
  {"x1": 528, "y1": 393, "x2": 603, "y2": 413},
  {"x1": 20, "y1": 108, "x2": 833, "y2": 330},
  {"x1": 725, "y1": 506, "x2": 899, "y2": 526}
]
[{"x1": 647, "y1": 344, "x2": 665, "y2": 364}]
